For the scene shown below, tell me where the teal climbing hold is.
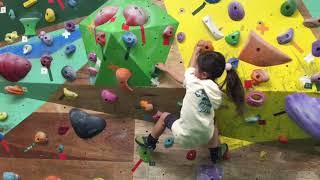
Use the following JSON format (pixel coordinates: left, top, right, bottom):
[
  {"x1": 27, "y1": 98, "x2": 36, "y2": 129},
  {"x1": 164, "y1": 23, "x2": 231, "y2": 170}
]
[
  {"x1": 225, "y1": 31, "x2": 240, "y2": 46},
  {"x1": 164, "y1": 137, "x2": 174, "y2": 148},
  {"x1": 8, "y1": 9, "x2": 15, "y2": 20},
  {"x1": 280, "y1": 0, "x2": 297, "y2": 17}
]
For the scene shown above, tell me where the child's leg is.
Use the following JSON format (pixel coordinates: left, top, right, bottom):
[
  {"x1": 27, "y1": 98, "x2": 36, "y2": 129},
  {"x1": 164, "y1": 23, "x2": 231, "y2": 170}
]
[
  {"x1": 207, "y1": 126, "x2": 220, "y2": 148},
  {"x1": 208, "y1": 127, "x2": 228, "y2": 163}
]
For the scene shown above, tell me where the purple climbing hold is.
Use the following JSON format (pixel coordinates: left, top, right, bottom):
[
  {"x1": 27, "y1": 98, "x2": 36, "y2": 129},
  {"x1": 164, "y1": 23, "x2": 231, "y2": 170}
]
[
  {"x1": 40, "y1": 54, "x2": 53, "y2": 69},
  {"x1": 64, "y1": 21, "x2": 76, "y2": 32},
  {"x1": 277, "y1": 28, "x2": 294, "y2": 45},
  {"x1": 197, "y1": 164, "x2": 223, "y2": 180},
  {"x1": 311, "y1": 73, "x2": 320, "y2": 84},
  {"x1": 42, "y1": 34, "x2": 53, "y2": 46},
  {"x1": 101, "y1": 89, "x2": 118, "y2": 103},
  {"x1": 88, "y1": 53, "x2": 97, "y2": 63},
  {"x1": 177, "y1": 32, "x2": 185, "y2": 43},
  {"x1": 312, "y1": 40, "x2": 320, "y2": 57},
  {"x1": 228, "y1": 1, "x2": 245, "y2": 21}
]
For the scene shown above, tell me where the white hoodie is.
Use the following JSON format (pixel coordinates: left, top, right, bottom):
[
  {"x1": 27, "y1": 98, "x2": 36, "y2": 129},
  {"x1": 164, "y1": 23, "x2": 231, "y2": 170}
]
[{"x1": 171, "y1": 67, "x2": 222, "y2": 148}]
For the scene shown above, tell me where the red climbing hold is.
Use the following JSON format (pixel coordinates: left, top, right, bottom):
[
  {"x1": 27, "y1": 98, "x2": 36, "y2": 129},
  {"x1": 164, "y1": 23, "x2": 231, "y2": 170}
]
[
  {"x1": 59, "y1": 152, "x2": 67, "y2": 160},
  {"x1": 186, "y1": 150, "x2": 197, "y2": 160},
  {"x1": 58, "y1": 126, "x2": 69, "y2": 135},
  {"x1": 244, "y1": 80, "x2": 253, "y2": 89},
  {"x1": 278, "y1": 134, "x2": 288, "y2": 144}
]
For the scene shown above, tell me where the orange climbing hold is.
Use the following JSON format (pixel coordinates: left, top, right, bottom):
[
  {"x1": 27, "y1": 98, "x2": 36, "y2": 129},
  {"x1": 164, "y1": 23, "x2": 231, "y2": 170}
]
[
  {"x1": 116, "y1": 68, "x2": 133, "y2": 92},
  {"x1": 140, "y1": 100, "x2": 153, "y2": 111},
  {"x1": 256, "y1": 21, "x2": 269, "y2": 35},
  {"x1": 278, "y1": 134, "x2": 288, "y2": 144}
]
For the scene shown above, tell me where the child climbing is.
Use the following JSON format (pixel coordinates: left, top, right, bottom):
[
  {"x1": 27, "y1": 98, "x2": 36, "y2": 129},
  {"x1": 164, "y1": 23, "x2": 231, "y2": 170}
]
[{"x1": 135, "y1": 40, "x2": 245, "y2": 163}]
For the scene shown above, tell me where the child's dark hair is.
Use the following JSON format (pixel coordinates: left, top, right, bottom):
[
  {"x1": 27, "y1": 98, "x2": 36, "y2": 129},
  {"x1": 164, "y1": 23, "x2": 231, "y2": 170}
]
[{"x1": 197, "y1": 51, "x2": 245, "y2": 114}]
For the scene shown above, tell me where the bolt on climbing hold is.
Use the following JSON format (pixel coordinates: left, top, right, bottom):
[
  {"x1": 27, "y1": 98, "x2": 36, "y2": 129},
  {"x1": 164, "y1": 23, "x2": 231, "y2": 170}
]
[
  {"x1": 3, "y1": 172, "x2": 19, "y2": 180},
  {"x1": 140, "y1": 100, "x2": 153, "y2": 111},
  {"x1": 303, "y1": 17, "x2": 320, "y2": 28},
  {"x1": 225, "y1": 31, "x2": 240, "y2": 46},
  {"x1": 57, "y1": 144, "x2": 64, "y2": 153},
  {"x1": 177, "y1": 32, "x2": 185, "y2": 43},
  {"x1": 228, "y1": 1, "x2": 245, "y2": 21},
  {"x1": 122, "y1": 32, "x2": 137, "y2": 60},
  {"x1": 312, "y1": 40, "x2": 320, "y2": 57},
  {"x1": 67, "y1": 0, "x2": 78, "y2": 8},
  {"x1": 63, "y1": 88, "x2": 78, "y2": 99},
  {"x1": 45, "y1": 176, "x2": 61, "y2": 180},
  {"x1": 251, "y1": 69, "x2": 269, "y2": 85},
  {"x1": 8, "y1": 9, "x2": 15, "y2": 20},
  {"x1": 41, "y1": 54, "x2": 54, "y2": 81},
  {"x1": 23, "y1": 44, "x2": 32, "y2": 55},
  {"x1": 88, "y1": 53, "x2": 97, "y2": 63},
  {"x1": 186, "y1": 150, "x2": 197, "y2": 160},
  {"x1": 23, "y1": 0, "x2": 37, "y2": 8},
  {"x1": 227, "y1": 57, "x2": 239, "y2": 70},
  {"x1": 45, "y1": 8, "x2": 56, "y2": 23},
  {"x1": 0, "y1": 112, "x2": 8, "y2": 121},
  {"x1": 163, "y1": 26, "x2": 174, "y2": 45},
  {"x1": 101, "y1": 89, "x2": 118, "y2": 103},
  {"x1": 260, "y1": 151, "x2": 267, "y2": 161},
  {"x1": 281, "y1": 0, "x2": 297, "y2": 17},
  {"x1": 96, "y1": 32, "x2": 106, "y2": 46},
  {"x1": 61, "y1": 65, "x2": 77, "y2": 82},
  {"x1": 4, "y1": 31, "x2": 19, "y2": 44},
  {"x1": 19, "y1": 17, "x2": 40, "y2": 36},
  {"x1": 245, "y1": 91, "x2": 266, "y2": 107},
  {"x1": 278, "y1": 134, "x2": 288, "y2": 144},
  {"x1": 164, "y1": 137, "x2": 174, "y2": 148},
  {"x1": 198, "y1": 40, "x2": 214, "y2": 54},
  {"x1": 64, "y1": 21, "x2": 76, "y2": 32},
  {"x1": 245, "y1": 114, "x2": 261, "y2": 123},
  {"x1": 311, "y1": 73, "x2": 320, "y2": 84},
  {"x1": 277, "y1": 28, "x2": 293, "y2": 45},
  {"x1": 65, "y1": 44, "x2": 76, "y2": 56},
  {"x1": 203, "y1": 15, "x2": 224, "y2": 40}
]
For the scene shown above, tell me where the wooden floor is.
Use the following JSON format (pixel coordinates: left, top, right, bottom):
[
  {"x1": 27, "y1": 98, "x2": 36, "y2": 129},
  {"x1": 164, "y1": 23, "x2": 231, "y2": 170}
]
[{"x1": 1, "y1": 0, "x2": 320, "y2": 179}]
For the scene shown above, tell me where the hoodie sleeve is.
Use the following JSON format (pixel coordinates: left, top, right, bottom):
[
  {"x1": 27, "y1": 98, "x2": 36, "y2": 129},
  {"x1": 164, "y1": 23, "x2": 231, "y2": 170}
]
[{"x1": 183, "y1": 67, "x2": 198, "y2": 89}]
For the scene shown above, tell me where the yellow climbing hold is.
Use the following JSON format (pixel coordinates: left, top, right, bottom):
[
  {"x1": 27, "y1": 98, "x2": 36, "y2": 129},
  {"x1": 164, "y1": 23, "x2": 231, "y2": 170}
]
[
  {"x1": 23, "y1": 0, "x2": 37, "y2": 8},
  {"x1": 93, "y1": 178, "x2": 104, "y2": 180},
  {"x1": 45, "y1": 8, "x2": 56, "y2": 23},
  {"x1": 260, "y1": 151, "x2": 267, "y2": 161},
  {"x1": 0, "y1": 112, "x2": 8, "y2": 121},
  {"x1": 63, "y1": 88, "x2": 78, "y2": 99}
]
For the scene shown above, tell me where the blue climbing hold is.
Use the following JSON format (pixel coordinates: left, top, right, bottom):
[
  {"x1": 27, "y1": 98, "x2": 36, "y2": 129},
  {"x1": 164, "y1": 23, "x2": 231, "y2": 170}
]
[
  {"x1": 67, "y1": 0, "x2": 78, "y2": 8},
  {"x1": 122, "y1": 32, "x2": 137, "y2": 48},
  {"x1": 65, "y1": 44, "x2": 76, "y2": 56},
  {"x1": 3, "y1": 172, "x2": 19, "y2": 180},
  {"x1": 164, "y1": 137, "x2": 174, "y2": 148},
  {"x1": 0, "y1": 133, "x2": 4, "y2": 141},
  {"x1": 205, "y1": 0, "x2": 220, "y2": 3},
  {"x1": 227, "y1": 57, "x2": 239, "y2": 69}
]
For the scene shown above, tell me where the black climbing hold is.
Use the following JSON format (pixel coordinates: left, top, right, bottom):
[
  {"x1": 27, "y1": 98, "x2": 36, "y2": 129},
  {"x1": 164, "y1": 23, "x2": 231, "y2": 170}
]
[{"x1": 69, "y1": 108, "x2": 106, "y2": 139}]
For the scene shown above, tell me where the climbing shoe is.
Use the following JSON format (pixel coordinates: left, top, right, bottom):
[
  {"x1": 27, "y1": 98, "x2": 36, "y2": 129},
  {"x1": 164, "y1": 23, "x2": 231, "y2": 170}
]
[
  {"x1": 209, "y1": 143, "x2": 229, "y2": 163},
  {"x1": 135, "y1": 135, "x2": 157, "y2": 151}
]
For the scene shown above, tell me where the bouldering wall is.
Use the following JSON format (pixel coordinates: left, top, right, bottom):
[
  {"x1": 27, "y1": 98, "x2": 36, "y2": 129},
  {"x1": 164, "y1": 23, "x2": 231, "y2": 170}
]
[
  {"x1": 0, "y1": 0, "x2": 106, "y2": 40},
  {"x1": 80, "y1": 0, "x2": 179, "y2": 88},
  {"x1": 0, "y1": 27, "x2": 87, "y2": 134},
  {"x1": 164, "y1": 0, "x2": 320, "y2": 142}
]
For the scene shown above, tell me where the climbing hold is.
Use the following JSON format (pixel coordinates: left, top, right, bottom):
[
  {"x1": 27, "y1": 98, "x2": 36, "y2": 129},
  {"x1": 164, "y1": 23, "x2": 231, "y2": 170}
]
[
  {"x1": 34, "y1": 131, "x2": 48, "y2": 144},
  {"x1": 58, "y1": 125, "x2": 69, "y2": 135},
  {"x1": 227, "y1": 57, "x2": 239, "y2": 69},
  {"x1": 69, "y1": 108, "x2": 107, "y2": 139},
  {"x1": 0, "y1": 112, "x2": 8, "y2": 121},
  {"x1": 8, "y1": 9, "x2": 15, "y2": 20},
  {"x1": 40, "y1": 32, "x2": 53, "y2": 46},
  {"x1": 312, "y1": 40, "x2": 320, "y2": 57},
  {"x1": 122, "y1": 32, "x2": 137, "y2": 48},
  {"x1": 138, "y1": 146, "x2": 152, "y2": 162},
  {"x1": 245, "y1": 114, "x2": 261, "y2": 123},
  {"x1": 277, "y1": 28, "x2": 294, "y2": 45},
  {"x1": 116, "y1": 68, "x2": 133, "y2": 91},
  {"x1": 64, "y1": 21, "x2": 76, "y2": 32},
  {"x1": 303, "y1": 17, "x2": 320, "y2": 28},
  {"x1": 23, "y1": 44, "x2": 32, "y2": 55},
  {"x1": 228, "y1": 1, "x2": 245, "y2": 21},
  {"x1": 61, "y1": 66, "x2": 76, "y2": 82},
  {"x1": 3, "y1": 172, "x2": 19, "y2": 180},
  {"x1": 88, "y1": 53, "x2": 97, "y2": 63},
  {"x1": 123, "y1": 5, "x2": 148, "y2": 26},
  {"x1": 177, "y1": 32, "x2": 186, "y2": 43},
  {"x1": 245, "y1": 91, "x2": 266, "y2": 107},
  {"x1": 93, "y1": 178, "x2": 104, "y2": 180},
  {"x1": 19, "y1": 17, "x2": 40, "y2": 36},
  {"x1": 260, "y1": 151, "x2": 267, "y2": 161},
  {"x1": 38, "y1": 31, "x2": 46, "y2": 39},
  {"x1": 199, "y1": 40, "x2": 214, "y2": 53},
  {"x1": 57, "y1": 144, "x2": 64, "y2": 153},
  {"x1": 96, "y1": 32, "x2": 106, "y2": 46},
  {"x1": 286, "y1": 93, "x2": 320, "y2": 140},
  {"x1": 206, "y1": 0, "x2": 220, "y2": 3},
  {"x1": 63, "y1": 88, "x2": 78, "y2": 99},
  {"x1": 150, "y1": 66, "x2": 161, "y2": 78},
  {"x1": 311, "y1": 73, "x2": 320, "y2": 84},
  {"x1": 140, "y1": 100, "x2": 153, "y2": 111},
  {"x1": 65, "y1": 44, "x2": 76, "y2": 56},
  {"x1": 186, "y1": 150, "x2": 197, "y2": 160},
  {"x1": 225, "y1": 31, "x2": 240, "y2": 46},
  {"x1": 45, "y1": 176, "x2": 61, "y2": 180},
  {"x1": 251, "y1": 69, "x2": 269, "y2": 85},
  {"x1": 4, "y1": 31, "x2": 19, "y2": 44},
  {"x1": 45, "y1": 8, "x2": 56, "y2": 23},
  {"x1": 0, "y1": 133, "x2": 3, "y2": 141},
  {"x1": 67, "y1": 0, "x2": 78, "y2": 8},
  {"x1": 87, "y1": 67, "x2": 98, "y2": 76},
  {"x1": 23, "y1": 0, "x2": 37, "y2": 8},
  {"x1": 40, "y1": 54, "x2": 53, "y2": 69},
  {"x1": 163, "y1": 26, "x2": 174, "y2": 37},
  {"x1": 101, "y1": 89, "x2": 118, "y2": 103},
  {"x1": 239, "y1": 31, "x2": 291, "y2": 67},
  {"x1": 197, "y1": 164, "x2": 223, "y2": 180},
  {"x1": 280, "y1": 0, "x2": 297, "y2": 17},
  {"x1": 278, "y1": 134, "x2": 288, "y2": 144},
  {"x1": 164, "y1": 137, "x2": 174, "y2": 148},
  {"x1": 0, "y1": 53, "x2": 32, "y2": 82},
  {"x1": 94, "y1": 6, "x2": 119, "y2": 27},
  {"x1": 4, "y1": 85, "x2": 27, "y2": 95},
  {"x1": 203, "y1": 15, "x2": 224, "y2": 40}
]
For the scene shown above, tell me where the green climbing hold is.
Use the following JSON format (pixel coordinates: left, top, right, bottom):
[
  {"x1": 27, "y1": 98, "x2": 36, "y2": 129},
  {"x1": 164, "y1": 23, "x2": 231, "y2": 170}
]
[
  {"x1": 138, "y1": 146, "x2": 152, "y2": 163},
  {"x1": 280, "y1": 0, "x2": 297, "y2": 17},
  {"x1": 225, "y1": 31, "x2": 240, "y2": 46},
  {"x1": 19, "y1": 17, "x2": 40, "y2": 36}
]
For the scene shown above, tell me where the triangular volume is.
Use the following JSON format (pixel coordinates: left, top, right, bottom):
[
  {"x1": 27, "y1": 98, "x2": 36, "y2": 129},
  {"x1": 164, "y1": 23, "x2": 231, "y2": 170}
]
[{"x1": 239, "y1": 31, "x2": 291, "y2": 67}]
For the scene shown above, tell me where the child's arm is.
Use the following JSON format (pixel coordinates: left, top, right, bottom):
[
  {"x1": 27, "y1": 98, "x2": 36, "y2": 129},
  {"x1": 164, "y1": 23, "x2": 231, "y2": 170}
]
[
  {"x1": 189, "y1": 40, "x2": 204, "y2": 68},
  {"x1": 155, "y1": 63, "x2": 184, "y2": 84}
]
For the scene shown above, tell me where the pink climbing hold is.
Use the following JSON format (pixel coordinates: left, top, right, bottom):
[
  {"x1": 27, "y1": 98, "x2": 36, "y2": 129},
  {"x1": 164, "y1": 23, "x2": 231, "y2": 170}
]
[
  {"x1": 245, "y1": 91, "x2": 266, "y2": 107},
  {"x1": 0, "y1": 53, "x2": 32, "y2": 82},
  {"x1": 186, "y1": 150, "x2": 197, "y2": 160},
  {"x1": 96, "y1": 32, "x2": 106, "y2": 46},
  {"x1": 123, "y1": 5, "x2": 148, "y2": 26},
  {"x1": 94, "y1": 6, "x2": 119, "y2": 27},
  {"x1": 163, "y1": 26, "x2": 174, "y2": 46},
  {"x1": 101, "y1": 89, "x2": 118, "y2": 103}
]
